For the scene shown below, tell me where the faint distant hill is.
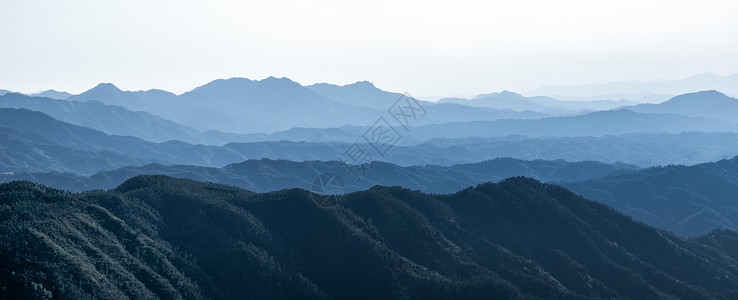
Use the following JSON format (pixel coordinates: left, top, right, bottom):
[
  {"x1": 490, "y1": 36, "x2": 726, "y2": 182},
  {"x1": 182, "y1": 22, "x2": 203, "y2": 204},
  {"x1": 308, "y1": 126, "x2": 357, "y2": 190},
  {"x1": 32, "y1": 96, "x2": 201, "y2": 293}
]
[
  {"x1": 529, "y1": 73, "x2": 738, "y2": 101},
  {"x1": 308, "y1": 80, "x2": 411, "y2": 109},
  {"x1": 0, "y1": 89, "x2": 11, "y2": 96},
  {"x1": 30, "y1": 89, "x2": 72, "y2": 100},
  {"x1": 626, "y1": 90, "x2": 738, "y2": 123},
  {"x1": 439, "y1": 90, "x2": 634, "y2": 113}
]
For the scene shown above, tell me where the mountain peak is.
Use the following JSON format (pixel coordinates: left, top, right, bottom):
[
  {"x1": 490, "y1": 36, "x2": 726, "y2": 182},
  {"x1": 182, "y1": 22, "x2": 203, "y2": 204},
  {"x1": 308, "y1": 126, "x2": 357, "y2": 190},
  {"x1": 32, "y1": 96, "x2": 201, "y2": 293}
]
[
  {"x1": 665, "y1": 90, "x2": 731, "y2": 105},
  {"x1": 90, "y1": 82, "x2": 122, "y2": 93},
  {"x1": 473, "y1": 90, "x2": 523, "y2": 100},
  {"x1": 348, "y1": 80, "x2": 376, "y2": 88},
  {"x1": 31, "y1": 89, "x2": 73, "y2": 100}
]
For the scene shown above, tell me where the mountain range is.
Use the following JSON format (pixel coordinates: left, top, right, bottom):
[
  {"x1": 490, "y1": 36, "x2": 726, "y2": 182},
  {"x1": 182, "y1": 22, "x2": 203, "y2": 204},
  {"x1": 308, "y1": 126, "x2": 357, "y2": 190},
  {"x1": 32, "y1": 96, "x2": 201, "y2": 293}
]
[
  {"x1": 529, "y1": 73, "x2": 738, "y2": 102},
  {"x1": 626, "y1": 90, "x2": 738, "y2": 123},
  {"x1": 4, "y1": 107, "x2": 738, "y2": 175},
  {"x1": 30, "y1": 89, "x2": 73, "y2": 100},
  {"x1": 4, "y1": 175, "x2": 738, "y2": 299},
  {"x1": 0, "y1": 157, "x2": 638, "y2": 193},
  {"x1": 563, "y1": 156, "x2": 738, "y2": 236},
  {"x1": 439, "y1": 90, "x2": 634, "y2": 113}
]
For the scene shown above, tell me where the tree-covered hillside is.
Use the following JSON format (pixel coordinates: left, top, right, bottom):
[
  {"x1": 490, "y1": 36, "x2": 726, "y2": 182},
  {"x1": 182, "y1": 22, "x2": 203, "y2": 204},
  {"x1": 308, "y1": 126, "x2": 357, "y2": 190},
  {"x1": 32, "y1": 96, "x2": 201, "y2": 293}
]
[{"x1": 2, "y1": 176, "x2": 738, "y2": 299}]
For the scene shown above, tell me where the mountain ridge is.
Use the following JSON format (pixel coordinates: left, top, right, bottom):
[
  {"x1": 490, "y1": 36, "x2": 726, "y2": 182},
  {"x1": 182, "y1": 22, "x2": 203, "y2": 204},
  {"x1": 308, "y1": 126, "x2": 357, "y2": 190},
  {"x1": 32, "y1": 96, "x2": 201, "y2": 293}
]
[{"x1": 3, "y1": 175, "x2": 738, "y2": 298}]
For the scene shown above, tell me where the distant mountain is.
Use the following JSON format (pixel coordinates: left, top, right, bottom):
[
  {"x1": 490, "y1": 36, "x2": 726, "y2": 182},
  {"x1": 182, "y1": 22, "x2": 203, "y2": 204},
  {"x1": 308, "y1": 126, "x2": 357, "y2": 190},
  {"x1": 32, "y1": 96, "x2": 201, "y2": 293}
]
[
  {"x1": 67, "y1": 78, "x2": 556, "y2": 134},
  {"x1": 564, "y1": 156, "x2": 738, "y2": 236},
  {"x1": 1, "y1": 158, "x2": 638, "y2": 193},
  {"x1": 529, "y1": 73, "x2": 738, "y2": 101},
  {"x1": 0, "y1": 108, "x2": 344, "y2": 172},
  {"x1": 419, "y1": 132, "x2": 738, "y2": 167},
  {"x1": 0, "y1": 126, "x2": 152, "y2": 174},
  {"x1": 307, "y1": 80, "x2": 410, "y2": 109},
  {"x1": 244, "y1": 108, "x2": 738, "y2": 145},
  {"x1": 439, "y1": 90, "x2": 634, "y2": 113},
  {"x1": 29, "y1": 89, "x2": 72, "y2": 100},
  {"x1": 181, "y1": 77, "x2": 382, "y2": 131},
  {"x1": 0, "y1": 89, "x2": 10, "y2": 96},
  {"x1": 3, "y1": 176, "x2": 738, "y2": 298},
  {"x1": 439, "y1": 90, "x2": 573, "y2": 114},
  {"x1": 627, "y1": 90, "x2": 738, "y2": 123},
  {"x1": 396, "y1": 109, "x2": 738, "y2": 143},
  {"x1": 0, "y1": 93, "x2": 234, "y2": 144},
  {"x1": 537, "y1": 91, "x2": 673, "y2": 103},
  {"x1": 68, "y1": 83, "x2": 178, "y2": 111},
  {"x1": 67, "y1": 78, "x2": 381, "y2": 133},
  {"x1": 4, "y1": 108, "x2": 738, "y2": 176},
  {"x1": 308, "y1": 81, "x2": 550, "y2": 123}
]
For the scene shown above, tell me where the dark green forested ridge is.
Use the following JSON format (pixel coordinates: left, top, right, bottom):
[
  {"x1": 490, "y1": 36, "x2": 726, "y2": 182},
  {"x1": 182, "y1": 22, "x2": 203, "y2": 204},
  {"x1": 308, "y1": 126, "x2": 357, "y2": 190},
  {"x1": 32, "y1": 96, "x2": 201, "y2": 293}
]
[{"x1": 2, "y1": 176, "x2": 738, "y2": 299}]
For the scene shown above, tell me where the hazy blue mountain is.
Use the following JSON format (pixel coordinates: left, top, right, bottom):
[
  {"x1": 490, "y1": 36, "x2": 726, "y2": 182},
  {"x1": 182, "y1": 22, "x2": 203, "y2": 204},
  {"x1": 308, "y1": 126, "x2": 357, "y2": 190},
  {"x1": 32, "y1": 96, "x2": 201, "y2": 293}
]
[
  {"x1": 1, "y1": 157, "x2": 638, "y2": 193},
  {"x1": 67, "y1": 78, "x2": 382, "y2": 133},
  {"x1": 539, "y1": 91, "x2": 673, "y2": 103},
  {"x1": 406, "y1": 109, "x2": 738, "y2": 141},
  {"x1": 67, "y1": 78, "x2": 552, "y2": 134},
  {"x1": 5, "y1": 107, "x2": 738, "y2": 175},
  {"x1": 308, "y1": 81, "x2": 551, "y2": 123},
  {"x1": 180, "y1": 77, "x2": 383, "y2": 131},
  {"x1": 0, "y1": 93, "x2": 223, "y2": 143},
  {"x1": 307, "y1": 80, "x2": 411, "y2": 109},
  {"x1": 419, "y1": 132, "x2": 738, "y2": 167},
  {"x1": 304, "y1": 109, "x2": 734, "y2": 144},
  {"x1": 3, "y1": 176, "x2": 738, "y2": 299},
  {"x1": 5, "y1": 108, "x2": 738, "y2": 176},
  {"x1": 29, "y1": 89, "x2": 72, "y2": 99},
  {"x1": 564, "y1": 156, "x2": 738, "y2": 236},
  {"x1": 0, "y1": 89, "x2": 11, "y2": 96},
  {"x1": 439, "y1": 90, "x2": 575, "y2": 114},
  {"x1": 68, "y1": 83, "x2": 179, "y2": 111},
  {"x1": 0, "y1": 126, "x2": 152, "y2": 174},
  {"x1": 439, "y1": 90, "x2": 632, "y2": 113},
  {"x1": 627, "y1": 90, "x2": 738, "y2": 123},
  {"x1": 224, "y1": 108, "x2": 738, "y2": 145},
  {"x1": 65, "y1": 82, "x2": 241, "y2": 133},
  {"x1": 420, "y1": 103, "x2": 550, "y2": 124},
  {"x1": 529, "y1": 73, "x2": 738, "y2": 101}
]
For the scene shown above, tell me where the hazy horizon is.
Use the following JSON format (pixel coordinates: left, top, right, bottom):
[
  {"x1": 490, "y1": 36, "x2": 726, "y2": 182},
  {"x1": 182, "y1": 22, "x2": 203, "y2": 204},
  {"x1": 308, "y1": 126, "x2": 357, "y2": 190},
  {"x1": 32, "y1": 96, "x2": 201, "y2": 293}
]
[{"x1": 2, "y1": 0, "x2": 737, "y2": 99}]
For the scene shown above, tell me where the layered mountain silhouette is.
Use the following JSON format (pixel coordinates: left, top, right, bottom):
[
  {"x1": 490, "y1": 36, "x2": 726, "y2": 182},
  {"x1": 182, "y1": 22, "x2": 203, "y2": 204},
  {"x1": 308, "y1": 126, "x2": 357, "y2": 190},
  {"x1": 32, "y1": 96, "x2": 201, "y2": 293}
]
[
  {"x1": 0, "y1": 93, "x2": 222, "y2": 144},
  {"x1": 529, "y1": 73, "x2": 738, "y2": 102},
  {"x1": 440, "y1": 90, "x2": 634, "y2": 113},
  {"x1": 29, "y1": 89, "x2": 72, "y2": 100},
  {"x1": 4, "y1": 107, "x2": 738, "y2": 174},
  {"x1": 563, "y1": 156, "x2": 738, "y2": 236},
  {"x1": 67, "y1": 78, "x2": 554, "y2": 134},
  {"x1": 3, "y1": 176, "x2": 738, "y2": 299},
  {"x1": 627, "y1": 90, "x2": 738, "y2": 123},
  {"x1": 0, "y1": 157, "x2": 638, "y2": 193},
  {"x1": 307, "y1": 80, "x2": 410, "y2": 109}
]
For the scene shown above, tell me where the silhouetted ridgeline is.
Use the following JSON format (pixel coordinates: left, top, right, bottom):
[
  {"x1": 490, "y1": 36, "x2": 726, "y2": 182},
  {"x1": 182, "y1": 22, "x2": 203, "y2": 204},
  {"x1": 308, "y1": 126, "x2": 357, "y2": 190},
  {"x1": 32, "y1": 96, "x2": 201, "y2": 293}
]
[
  {"x1": 0, "y1": 157, "x2": 638, "y2": 193},
  {"x1": 2, "y1": 176, "x2": 738, "y2": 299}
]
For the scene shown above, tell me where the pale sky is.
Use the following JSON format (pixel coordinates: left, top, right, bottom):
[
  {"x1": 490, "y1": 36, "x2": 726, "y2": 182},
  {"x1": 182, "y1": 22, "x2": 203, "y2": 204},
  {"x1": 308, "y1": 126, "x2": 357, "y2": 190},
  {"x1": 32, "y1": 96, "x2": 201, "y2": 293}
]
[{"x1": 1, "y1": 0, "x2": 737, "y2": 99}]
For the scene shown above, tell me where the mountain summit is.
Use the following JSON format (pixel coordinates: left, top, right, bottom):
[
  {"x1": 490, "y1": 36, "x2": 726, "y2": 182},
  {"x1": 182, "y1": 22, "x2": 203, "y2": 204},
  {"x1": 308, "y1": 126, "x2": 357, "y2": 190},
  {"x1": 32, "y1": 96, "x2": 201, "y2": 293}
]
[{"x1": 627, "y1": 90, "x2": 738, "y2": 122}]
